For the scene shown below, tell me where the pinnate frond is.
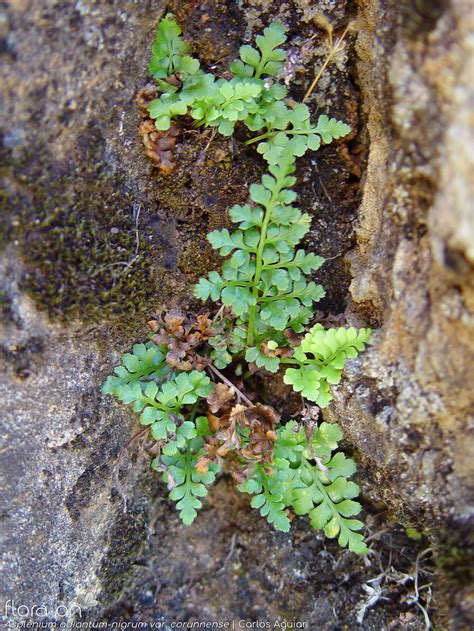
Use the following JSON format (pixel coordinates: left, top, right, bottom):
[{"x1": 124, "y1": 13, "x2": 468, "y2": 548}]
[
  {"x1": 239, "y1": 420, "x2": 368, "y2": 554},
  {"x1": 284, "y1": 325, "x2": 372, "y2": 406}
]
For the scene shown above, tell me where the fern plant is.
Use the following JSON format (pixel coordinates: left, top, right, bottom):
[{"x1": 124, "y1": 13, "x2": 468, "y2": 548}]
[
  {"x1": 103, "y1": 341, "x2": 366, "y2": 552},
  {"x1": 145, "y1": 15, "x2": 351, "y2": 163},
  {"x1": 239, "y1": 421, "x2": 367, "y2": 553},
  {"x1": 282, "y1": 324, "x2": 372, "y2": 407},
  {"x1": 148, "y1": 14, "x2": 200, "y2": 84},
  {"x1": 102, "y1": 15, "x2": 374, "y2": 554}
]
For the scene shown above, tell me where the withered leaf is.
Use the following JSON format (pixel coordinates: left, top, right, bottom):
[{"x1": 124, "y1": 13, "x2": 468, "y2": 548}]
[
  {"x1": 284, "y1": 327, "x2": 302, "y2": 347},
  {"x1": 136, "y1": 83, "x2": 158, "y2": 114},
  {"x1": 148, "y1": 310, "x2": 214, "y2": 371},
  {"x1": 261, "y1": 340, "x2": 294, "y2": 359},
  {"x1": 229, "y1": 403, "x2": 249, "y2": 426},
  {"x1": 246, "y1": 403, "x2": 281, "y2": 429},
  {"x1": 215, "y1": 403, "x2": 249, "y2": 453},
  {"x1": 207, "y1": 383, "x2": 235, "y2": 414},
  {"x1": 195, "y1": 436, "x2": 227, "y2": 474},
  {"x1": 195, "y1": 455, "x2": 211, "y2": 474},
  {"x1": 207, "y1": 412, "x2": 221, "y2": 434},
  {"x1": 136, "y1": 85, "x2": 180, "y2": 175}
]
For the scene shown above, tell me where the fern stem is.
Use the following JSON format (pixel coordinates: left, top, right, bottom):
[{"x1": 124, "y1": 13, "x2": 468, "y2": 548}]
[
  {"x1": 245, "y1": 131, "x2": 272, "y2": 145},
  {"x1": 302, "y1": 24, "x2": 350, "y2": 103},
  {"x1": 246, "y1": 125, "x2": 328, "y2": 148},
  {"x1": 246, "y1": 166, "x2": 288, "y2": 347},
  {"x1": 260, "y1": 290, "x2": 307, "y2": 302},
  {"x1": 206, "y1": 359, "x2": 253, "y2": 406}
]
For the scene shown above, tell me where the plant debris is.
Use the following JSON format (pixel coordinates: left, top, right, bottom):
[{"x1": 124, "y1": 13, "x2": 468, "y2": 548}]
[
  {"x1": 136, "y1": 84, "x2": 179, "y2": 175},
  {"x1": 148, "y1": 310, "x2": 215, "y2": 371},
  {"x1": 205, "y1": 392, "x2": 280, "y2": 473}
]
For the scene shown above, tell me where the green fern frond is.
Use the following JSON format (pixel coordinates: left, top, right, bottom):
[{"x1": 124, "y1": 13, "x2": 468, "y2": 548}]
[
  {"x1": 148, "y1": 13, "x2": 200, "y2": 83},
  {"x1": 158, "y1": 435, "x2": 219, "y2": 525},
  {"x1": 103, "y1": 353, "x2": 212, "y2": 446},
  {"x1": 254, "y1": 110, "x2": 352, "y2": 164},
  {"x1": 101, "y1": 342, "x2": 170, "y2": 396},
  {"x1": 238, "y1": 462, "x2": 291, "y2": 532},
  {"x1": 230, "y1": 23, "x2": 287, "y2": 79},
  {"x1": 195, "y1": 153, "x2": 326, "y2": 349},
  {"x1": 283, "y1": 324, "x2": 372, "y2": 406},
  {"x1": 242, "y1": 420, "x2": 368, "y2": 554}
]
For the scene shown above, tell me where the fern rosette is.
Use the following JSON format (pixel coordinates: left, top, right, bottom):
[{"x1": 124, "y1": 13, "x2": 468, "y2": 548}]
[{"x1": 101, "y1": 15, "x2": 374, "y2": 553}]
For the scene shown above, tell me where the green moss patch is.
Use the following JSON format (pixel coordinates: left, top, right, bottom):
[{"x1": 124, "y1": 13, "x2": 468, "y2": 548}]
[{"x1": 7, "y1": 125, "x2": 160, "y2": 325}]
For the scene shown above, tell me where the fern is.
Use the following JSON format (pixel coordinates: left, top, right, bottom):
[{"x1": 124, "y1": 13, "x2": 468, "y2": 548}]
[
  {"x1": 148, "y1": 13, "x2": 200, "y2": 85},
  {"x1": 239, "y1": 420, "x2": 368, "y2": 554},
  {"x1": 238, "y1": 463, "x2": 291, "y2": 532},
  {"x1": 283, "y1": 324, "x2": 372, "y2": 407},
  {"x1": 230, "y1": 22, "x2": 287, "y2": 79},
  {"x1": 195, "y1": 78, "x2": 263, "y2": 136},
  {"x1": 156, "y1": 417, "x2": 219, "y2": 525},
  {"x1": 101, "y1": 342, "x2": 171, "y2": 395},
  {"x1": 102, "y1": 346, "x2": 212, "y2": 453},
  {"x1": 100, "y1": 15, "x2": 375, "y2": 553},
  {"x1": 208, "y1": 315, "x2": 247, "y2": 369},
  {"x1": 194, "y1": 151, "x2": 325, "y2": 354},
  {"x1": 252, "y1": 110, "x2": 352, "y2": 164},
  {"x1": 145, "y1": 17, "x2": 351, "y2": 161}
]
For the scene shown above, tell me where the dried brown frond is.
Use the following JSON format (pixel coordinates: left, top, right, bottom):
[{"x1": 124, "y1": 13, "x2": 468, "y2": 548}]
[
  {"x1": 207, "y1": 383, "x2": 236, "y2": 414},
  {"x1": 214, "y1": 403, "x2": 246, "y2": 453},
  {"x1": 284, "y1": 328, "x2": 303, "y2": 347},
  {"x1": 241, "y1": 403, "x2": 280, "y2": 465},
  {"x1": 136, "y1": 83, "x2": 158, "y2": 114},
  {"x1": 260, "y1": 341, "x2": 294, "y2": 359},
  {"x1": 136, "y1": 84, "x2": 180, "y2": 175},
  {"x1": 247, "y1": 403, "x2": 281, "y2": 428},
  {"x1": 195, "y1": 436, "x2": 226, "y2": 473},
  {"x1": 148, "y1": 310, "x2": 215, "y2": 371},
  {"x1": 231, "y1": 462, "x2": 258, "y2": 485},
  {"x1": 206, "y1": 398, "x2": 281, "y2": 468}
]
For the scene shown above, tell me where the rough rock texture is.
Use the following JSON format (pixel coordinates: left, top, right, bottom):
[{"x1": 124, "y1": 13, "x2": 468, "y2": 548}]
[
  {"x1": 325, "y1": 0, "x2": 474, "y2": 625},
  {"x1": 1, "y1": 0, "x2": 472, "y2": 629}
]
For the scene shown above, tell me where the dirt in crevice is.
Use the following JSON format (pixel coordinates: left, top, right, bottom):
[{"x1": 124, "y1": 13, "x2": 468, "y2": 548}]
[{"x1": 101, "y1": 477, "x2": 435, "y2": 629}]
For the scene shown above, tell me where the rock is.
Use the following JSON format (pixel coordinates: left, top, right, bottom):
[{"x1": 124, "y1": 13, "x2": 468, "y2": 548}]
[
  {"x1": 328, "y1": 0, "x2": 474, "y2": 625},
  {"x1": 1, "y1": 0, "x2": 472, "y2": 628}
]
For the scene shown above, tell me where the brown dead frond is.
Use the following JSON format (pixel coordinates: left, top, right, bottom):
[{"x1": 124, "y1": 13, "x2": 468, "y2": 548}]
[{"x1": 149, "y1": 310, "x2": 215, "y2": 371}]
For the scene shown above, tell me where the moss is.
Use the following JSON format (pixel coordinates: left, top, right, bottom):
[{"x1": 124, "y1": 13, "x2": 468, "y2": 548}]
[
  {"x1": 435, "y1": 523, "x2": 474, "y2": 584},
  {"x1": 19, "y1": 175, "x2": 156, "y2": 322},
  {"x1": 98, "y1": 504, "x2": 149, "y2": 603},
  {"x1": 0, "y1": 290, "x2": 14, "y2": 322},
  {"x1": 6, "y1": 124, "x2": 163, "y2": 327}
]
